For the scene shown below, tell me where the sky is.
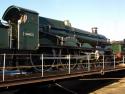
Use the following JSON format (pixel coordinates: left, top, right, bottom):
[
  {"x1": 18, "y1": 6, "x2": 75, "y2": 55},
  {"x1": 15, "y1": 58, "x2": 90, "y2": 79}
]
[{"x1": 0, "y1": 0, "x2": 125, "y2": 41}]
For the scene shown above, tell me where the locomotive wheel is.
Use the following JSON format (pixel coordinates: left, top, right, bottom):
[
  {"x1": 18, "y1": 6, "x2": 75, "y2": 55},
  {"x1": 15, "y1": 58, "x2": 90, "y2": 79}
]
[
  {"x1": 80, "y1": 51, "x2": 88, "y2": 70},
  {"x1": 42, "y1": 48, "x2": 56, "y2": 71},
  {"x1": 57, "y1": 49, "x2": 68, "y2": 70},
  {"x1": 70, "y1": 50, "x2": 80, "y2": 70},
  {"x1": 30, "y1": 48, "x2": 56, "y2": 72},
  {"x1": 73, "y1": 50, "x2": 83, "y2": 70},
  {"x1": 59, "y1": 49, "x2": 80, "y2": 70},
  {"x1": 56, "y1": 49, "x2": 64, "y2": 71}
]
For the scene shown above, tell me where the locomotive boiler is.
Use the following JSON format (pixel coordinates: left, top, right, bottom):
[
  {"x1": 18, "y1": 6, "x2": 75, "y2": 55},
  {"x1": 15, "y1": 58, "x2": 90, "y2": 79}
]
[{"x1": 0, "y1": 5, "x2": 112, "y2": 72}]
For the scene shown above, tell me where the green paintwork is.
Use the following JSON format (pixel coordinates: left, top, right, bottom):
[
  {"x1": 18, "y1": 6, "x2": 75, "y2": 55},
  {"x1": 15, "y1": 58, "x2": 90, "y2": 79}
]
[
  {"x1": 2, "y1": 6, "x2": 39, "y2": 50},
  {"x1": 2, "y1": 6, "x2": 108, "y2": 50},
  {"x1": 111, "y1": 43, "x2": 122, "y2": 54},
  {"x1": 39, "y1": 33, "x2": 57, "y2": 46},
  {"x1": 0, "y1": 27, "x2": 9, "y2": 49},
  {"x1": 39, "y1": 17, "x2": 66, "y2": 30},
  {"x1": 81, "y1": 43, "x2": 93, "y2": 48},
  {"x1": 111, "y1": 43, "x2": 125, "y2": 54},
  {"x1": 63, "y1": 37, "x2": 78, "y2": 47},
  {"x1": 39, "y1": 17, "x2": 107, "y2": 48},
  {"x1": 104, "y1": 45, "x2": 112, "y2": 50},
  {"x1": 19, "y1": 12, "x2": 39, "y2": 50}
]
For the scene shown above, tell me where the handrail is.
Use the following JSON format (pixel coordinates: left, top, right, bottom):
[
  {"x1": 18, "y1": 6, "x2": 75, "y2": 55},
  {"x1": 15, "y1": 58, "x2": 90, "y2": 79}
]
[{"x1": 1, "y1": 53, "x2": 125, "y2": 82}]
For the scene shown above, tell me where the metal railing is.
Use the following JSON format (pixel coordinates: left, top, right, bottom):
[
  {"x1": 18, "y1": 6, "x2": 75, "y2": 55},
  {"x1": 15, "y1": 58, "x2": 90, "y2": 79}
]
[{"x1": 0, "y1": 53, "x2": 125, "y2": 82}]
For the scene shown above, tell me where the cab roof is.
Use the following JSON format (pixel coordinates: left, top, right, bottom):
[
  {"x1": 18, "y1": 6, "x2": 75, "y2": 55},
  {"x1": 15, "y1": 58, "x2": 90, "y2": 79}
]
[{"x1": 2, "y1": 5, "x2": 38, "y2": 21}]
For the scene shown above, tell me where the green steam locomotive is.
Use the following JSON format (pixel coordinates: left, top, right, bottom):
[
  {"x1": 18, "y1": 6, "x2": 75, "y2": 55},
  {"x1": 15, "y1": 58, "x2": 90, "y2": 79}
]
[{"x1": 0, "y1": 5, "x2": 112, "y2": 71}]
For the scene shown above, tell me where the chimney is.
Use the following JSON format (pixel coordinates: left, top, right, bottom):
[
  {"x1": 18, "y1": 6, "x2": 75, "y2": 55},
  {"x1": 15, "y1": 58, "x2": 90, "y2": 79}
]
[{"x1": 92, "y1": 27, "x2": 98, "y2": 34}]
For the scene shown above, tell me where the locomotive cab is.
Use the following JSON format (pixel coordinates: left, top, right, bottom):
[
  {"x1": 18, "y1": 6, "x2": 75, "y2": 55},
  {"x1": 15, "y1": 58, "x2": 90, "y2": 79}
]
[
  {"x1": 2, "y1": 5, "x2": 39, "y2": 50},
  {"x1": 0, "y1": 20, "x2": 10, "y2": 49}
]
